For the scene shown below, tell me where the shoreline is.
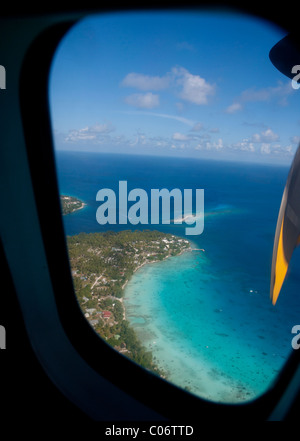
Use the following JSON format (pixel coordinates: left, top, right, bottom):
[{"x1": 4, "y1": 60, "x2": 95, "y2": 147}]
[
  {"x1": 121, "y1": 244, "x2": 196, "y2": 321},
  {"x1": 121, "y1": 248, "x2": 257, "y2": 403},
  {"x1": 77, "y1": 201, "x2": 87, "y2": 211},
  {"x1": 120, "y1": 244, "x2": 194, "y2": 381},
  {"x1": 61, "y1": 194, "x2": 87, "y2": 216},
  {"x1": 68, "y1": 230, "x2": 194, "y2": 380}
]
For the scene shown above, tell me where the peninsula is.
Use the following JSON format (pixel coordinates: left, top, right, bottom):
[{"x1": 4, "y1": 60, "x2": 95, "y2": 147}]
[
  {"x1": 61, "y1": 195, "x2": 85, "y2": 215},
  {"x1": 67, "y1": 230, "x2": 191, "y2": 376}
]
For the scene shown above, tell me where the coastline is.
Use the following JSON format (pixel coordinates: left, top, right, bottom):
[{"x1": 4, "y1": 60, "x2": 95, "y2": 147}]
[
  {"x1": 67, "y1": 230, "x2": 193, "y2": 380},
  {"x1": 61, "y1": 194, "x2": 86, "y2": 215},
  {"x1": 77, "y1": 201, "x2": 87, "y2": 211},
  {"x1": 121, "y1": 247, "x2": 257, "y2": 403},
  {"x1": 121, "y1": 244, "x2": 194, "y2": 320}
]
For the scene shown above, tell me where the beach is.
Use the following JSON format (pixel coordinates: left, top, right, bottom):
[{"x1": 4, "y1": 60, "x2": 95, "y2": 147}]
[{"x1": 121, "y1": 244, "x2": 193, "y2": 319}]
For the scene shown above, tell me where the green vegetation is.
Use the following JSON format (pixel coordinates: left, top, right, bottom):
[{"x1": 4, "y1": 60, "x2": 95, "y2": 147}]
[
  {"x1": 61, "y1": 195, "x2": 85, "y2": 215},
  {"x1": 67, "y1": 229, "x2": 191, "y2": 377}
]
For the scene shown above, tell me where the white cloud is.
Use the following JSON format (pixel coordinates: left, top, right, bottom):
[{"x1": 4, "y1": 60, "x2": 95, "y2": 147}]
[
  {"x1": 172, "y1": 132, "x2": 190, "y2": 141},
  {"x1": 231, "y1": 139, "x2": 255, "y2": 152},
  {"x1": 228, "y1": 133, "x2": 294, "y2": 158},
  {"x1": 214, "y1": 138, "x2": 224, "y2": 150},
  {"x1": 65, "y1": 122, "x2": 114, "y2": 142},
  {"x1": 91, "y1": 123, "x2": 114, "y2": 133},
  {"x1": 262, "y1": 144, "x2": 294, "y2": 156},
  {"x1": 122, "y1": 66, "x2": 215, "y2": 109},
  {"x1": 260, "y1": 143, "x2": 271, "y2": 154},
  {"x1": 194, "y1": 138, "x2": 224, "y2": 151},
  {"x1": 124, "y1": 93, "x2": 160, "y2": 109},
  {"x1": 226, "y1": 81, "x2": 294, "y2": 113},
  {"x1": 121, "y1": 72, "x2": 170, "y2": 91},
  {"x1": 228, "y1": 129, "x2": 285, "y2": 156},
  {"x1": 173, "y1": 66, "x2": 215, "y2": 105},
  {"x1": 225, "y1": 102, "x2": 242, "y2": 114},
  {"x1": 251, "y1": 128, "x2": 279, "y2": 143}
]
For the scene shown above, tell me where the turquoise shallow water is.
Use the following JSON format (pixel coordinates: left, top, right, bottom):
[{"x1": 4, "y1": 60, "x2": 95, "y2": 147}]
[{"x1": 124, "y1": 239, "x2": 296, "y2": 403}]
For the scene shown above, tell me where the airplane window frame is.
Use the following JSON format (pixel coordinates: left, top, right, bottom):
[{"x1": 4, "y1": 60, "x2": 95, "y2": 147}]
[{"x1": 15, "y1": 6, "x2": 300, "y2": 421}]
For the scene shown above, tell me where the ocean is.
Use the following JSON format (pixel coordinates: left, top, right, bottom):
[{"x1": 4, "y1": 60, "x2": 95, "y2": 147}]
[{"x1": 55, "y1": 150, "x2": 300, "y2": 403}]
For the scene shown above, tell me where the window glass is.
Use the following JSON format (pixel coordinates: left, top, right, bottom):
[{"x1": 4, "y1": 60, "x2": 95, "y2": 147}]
[{"x1": 49, "y1": 10, "x2": 300, "y2": 403}]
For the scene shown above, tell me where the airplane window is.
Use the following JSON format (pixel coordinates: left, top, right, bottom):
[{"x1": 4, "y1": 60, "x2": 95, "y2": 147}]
[{"x1": 49, "y1": 10, "x2": 300, "y2": 404}]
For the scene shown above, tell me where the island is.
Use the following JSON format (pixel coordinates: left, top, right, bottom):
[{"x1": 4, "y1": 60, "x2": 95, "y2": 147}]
[
  {"x1": 67, "y1": 229, "x2": 191, "y2": 377},
  {"x1": 60, "y1": 195, "x2": 85, "y2": 215}
]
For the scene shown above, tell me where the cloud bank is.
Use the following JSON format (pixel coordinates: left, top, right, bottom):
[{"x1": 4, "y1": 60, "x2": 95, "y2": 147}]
[{"x1": 121, "y1": 66, "x2": 215, "y2": 109}]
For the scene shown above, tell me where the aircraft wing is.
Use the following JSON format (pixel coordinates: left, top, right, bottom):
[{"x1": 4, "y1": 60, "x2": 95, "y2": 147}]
[{"x1": 270, "y1": 145, "x2": 300, "y2": 305}]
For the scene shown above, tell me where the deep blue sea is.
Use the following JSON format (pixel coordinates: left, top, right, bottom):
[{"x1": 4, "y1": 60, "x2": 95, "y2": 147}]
[{"x1": 55, "y1": 150, "x2": 300, "y2": 403}]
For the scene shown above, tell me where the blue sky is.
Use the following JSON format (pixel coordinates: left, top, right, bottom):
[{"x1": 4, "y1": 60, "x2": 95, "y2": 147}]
[{"x1": 49, "y1": 10, "x2": 300, "y2": 164}]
